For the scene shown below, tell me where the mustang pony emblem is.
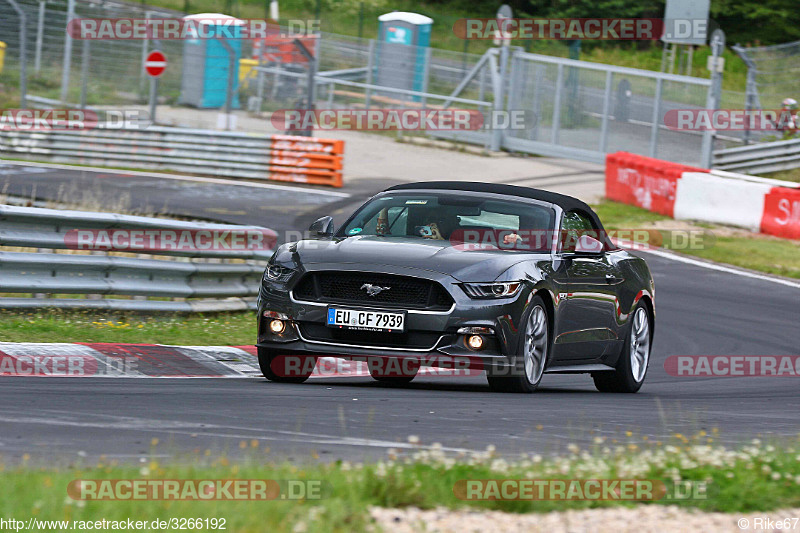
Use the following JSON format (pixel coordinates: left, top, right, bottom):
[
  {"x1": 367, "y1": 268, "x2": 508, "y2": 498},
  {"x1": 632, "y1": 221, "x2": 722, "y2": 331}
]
[{"x1": 361, "y1": 284, "x2": 390, "y2": 297}]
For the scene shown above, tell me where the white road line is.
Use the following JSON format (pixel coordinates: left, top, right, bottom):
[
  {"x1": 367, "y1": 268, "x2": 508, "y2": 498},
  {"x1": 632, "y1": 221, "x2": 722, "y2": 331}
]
[
  {"x1": 626, "y1": 245, "x2": 800, "y2": 290},
  {"x1": 0, "y1": 160, "x2": 351, "y2": 198}
]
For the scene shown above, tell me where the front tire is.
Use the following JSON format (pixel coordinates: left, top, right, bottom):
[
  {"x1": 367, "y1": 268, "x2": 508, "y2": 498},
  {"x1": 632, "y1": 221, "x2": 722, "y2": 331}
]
[
  {"x1": 593, "y1": 304, "x2": 651, "y2": 393},
  {"x1": 487, "y1": 296, "x2": 550, "y2": 393},
  {"x1": 258, "y1": 347, "x2": 316, "y2": 383}
]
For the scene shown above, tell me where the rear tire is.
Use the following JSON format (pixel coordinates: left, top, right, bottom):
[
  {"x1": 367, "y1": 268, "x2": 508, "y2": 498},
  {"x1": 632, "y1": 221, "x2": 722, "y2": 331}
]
[
  {"x1": 487, "y1": 296, "x2": 550, "y2": 393},
  {"x1": 593, "y1": 304, "x2": 651, "y2": 393},
  {"x1": 258, "y1": 347, "x2": 315, "y2": 383}
]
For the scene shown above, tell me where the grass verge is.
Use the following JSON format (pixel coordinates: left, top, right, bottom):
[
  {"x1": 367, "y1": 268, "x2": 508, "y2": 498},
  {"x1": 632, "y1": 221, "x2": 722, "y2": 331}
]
[
  {"x1": 2, "y1": 435, "x2": 799, "y2": 532},
  {"x1": 0, "y1": 310, "x2": 255, "y2": 345},
  {"x1": 593, "y1": 200, "x2": 800, "y2": 279},
  {"x1": 763, "y1": 167, "x2": 800, "y2": 183}
]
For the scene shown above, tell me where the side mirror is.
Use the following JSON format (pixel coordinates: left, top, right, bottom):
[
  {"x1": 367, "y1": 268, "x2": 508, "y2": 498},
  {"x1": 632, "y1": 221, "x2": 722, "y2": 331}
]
[
  {"x1": 309, "y1": 216, "x2": 335, "y2": 238},
  {"x1": 573, "y1": 235, "x2": 605, "y2": 255}
]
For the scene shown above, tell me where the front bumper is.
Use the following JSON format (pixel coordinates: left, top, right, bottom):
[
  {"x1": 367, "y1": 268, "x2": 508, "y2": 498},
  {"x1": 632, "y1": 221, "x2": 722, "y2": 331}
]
[{"x1": 257, "y1": 264, "x2": 530, "y2": 366}]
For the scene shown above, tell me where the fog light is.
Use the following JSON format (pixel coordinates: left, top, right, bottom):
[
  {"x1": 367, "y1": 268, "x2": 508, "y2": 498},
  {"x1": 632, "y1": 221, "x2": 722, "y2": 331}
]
[
  {"x1": 467, "y1": 335, "x2": 484, "y2": 350},
  {"x1": 269, "y1": 319, "x2": 286, "y2": 334}
]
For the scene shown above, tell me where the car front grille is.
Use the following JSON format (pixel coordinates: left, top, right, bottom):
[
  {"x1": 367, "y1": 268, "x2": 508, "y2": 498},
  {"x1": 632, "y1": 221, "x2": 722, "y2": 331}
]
[
  {"x1": 298, "y1": 323, "x2": 443, "y2": 350},
  {"x1": 293, "y1": 271, "x2": 453, "y2": 311}
]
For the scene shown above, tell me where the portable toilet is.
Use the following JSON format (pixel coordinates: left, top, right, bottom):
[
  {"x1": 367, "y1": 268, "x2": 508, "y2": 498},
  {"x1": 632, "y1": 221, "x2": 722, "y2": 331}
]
[
  {"x1": 179, "y1": 14, "x2": 243, "y2": 109},
  {"x1": 376, "y1": 12, "x2": 433, "y2": 101}
]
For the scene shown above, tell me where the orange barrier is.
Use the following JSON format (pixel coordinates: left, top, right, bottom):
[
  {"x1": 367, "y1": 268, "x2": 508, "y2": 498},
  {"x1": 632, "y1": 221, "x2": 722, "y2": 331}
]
[{"x1": 269, "y1": 134, "x2": 344, "y2": 187}]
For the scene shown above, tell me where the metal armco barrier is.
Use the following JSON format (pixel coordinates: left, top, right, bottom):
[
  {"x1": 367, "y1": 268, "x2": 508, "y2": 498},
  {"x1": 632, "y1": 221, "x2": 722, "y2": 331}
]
[
  {"x1": 713, "y1": 138, "x2": 800, "y2": 175},
  {"x1": 0, "y1": 204, "x2": 276, "y2": 312},
  {"x1": 0, "y1": 127, "x2": 345, "y2": 187}
]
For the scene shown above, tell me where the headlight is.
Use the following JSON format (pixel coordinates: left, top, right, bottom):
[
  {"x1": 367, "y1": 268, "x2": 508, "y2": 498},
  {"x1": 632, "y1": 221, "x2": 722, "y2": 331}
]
[
  {"x1": 263, "y1": 264, "x2": 296, "y2": 283},
  {"x1": 461, "y1": 281, "x2": 522, "y2": 299}
]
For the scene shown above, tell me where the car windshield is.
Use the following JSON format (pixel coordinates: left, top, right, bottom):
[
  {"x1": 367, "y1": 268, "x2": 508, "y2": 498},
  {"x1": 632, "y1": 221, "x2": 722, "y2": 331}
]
[{"x1": 338, "y1": 193, "x2": 556, "y2": 251}]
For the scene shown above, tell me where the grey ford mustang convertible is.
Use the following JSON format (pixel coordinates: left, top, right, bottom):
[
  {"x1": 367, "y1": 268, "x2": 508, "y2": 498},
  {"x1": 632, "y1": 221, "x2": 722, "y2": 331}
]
[{"x1": 257, "y1": 181, "x2": 655, "y2": 393}]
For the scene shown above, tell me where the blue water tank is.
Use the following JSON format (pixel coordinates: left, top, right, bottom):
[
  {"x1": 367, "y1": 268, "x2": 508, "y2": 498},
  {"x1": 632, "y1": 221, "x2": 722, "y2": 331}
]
[
  {"x1": 179, "y1": 14, "x2": 243, "y2": 109},
  {"x1": 376, "y1": 12, "x2": 433, "y2": 101}
]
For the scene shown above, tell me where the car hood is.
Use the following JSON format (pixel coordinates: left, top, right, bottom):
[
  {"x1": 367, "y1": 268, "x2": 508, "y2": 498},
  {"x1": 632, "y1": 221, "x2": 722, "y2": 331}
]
[{"x1": 290, "y1": 236, "x2": 547, "y2": 282}]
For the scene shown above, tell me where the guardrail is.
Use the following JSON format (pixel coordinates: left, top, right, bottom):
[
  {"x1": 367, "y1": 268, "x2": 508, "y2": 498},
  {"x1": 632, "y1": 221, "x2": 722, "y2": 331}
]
[
  {"x1": 0, "y1": 204, "x2": 275, "y2": 312},
  {"x1": 713, "y1": 138, "x2": 800, "y2": 174},
  {"x1": 0, "y1": 127, "x2": 345, "y2": 187}
]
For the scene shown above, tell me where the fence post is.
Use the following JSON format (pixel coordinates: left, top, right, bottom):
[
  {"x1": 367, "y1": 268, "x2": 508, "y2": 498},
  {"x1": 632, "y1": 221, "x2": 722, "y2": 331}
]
[
  {"x1": 701, "y1": 29, "x2": 725, "y2": 168},
  {"x1": 531, "y1": 63, "x2": 544, "y2": 141},
  {"x1": 292, "y1": 38, "x2": 316, "y2": 137},
  {"x1": 648, "y1": 77, "x2": 663, "y2": 158},
  {"x1": 218, "y1": 38, "x2": 237, "y2": 131},
  {"x1": 5, "y1": 0, "x2": 27, "y2": 107},
  {"x1": 59, "y1": 0, "x2": 75, "y2": 104},
  {"x1": 599, "y1": 70, "x2": 613, "y2": 152},
  {"x1": 79, "y1": 39, "x2": 90, "y2": 108},
  {"x1": 420, "y1": 47, "x2": 431, "y2": 111},
  {"x1": 743, "y1": 69, "x2": 757, "y2": 145},
  {"x1": 551, "y1": 62, "x2": 564, "y2": 145},
  {"x1": 491, "y1": 46, "x2": 510, "y2": 151},
  {"x1": 365, "y1": 39, "x2": 374, "y2": 108},
  {"x1": 139, "y1": 10, "x2": 154, "y2": 98},
  {"x1": 34, "y1": 1, "x2": 44, "y2": 73}
]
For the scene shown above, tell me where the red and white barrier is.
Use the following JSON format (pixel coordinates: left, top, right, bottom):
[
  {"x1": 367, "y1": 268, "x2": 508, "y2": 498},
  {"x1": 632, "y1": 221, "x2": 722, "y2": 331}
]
[{"x1": 606, "y1": 152, "x2": 800, "y2": 240}]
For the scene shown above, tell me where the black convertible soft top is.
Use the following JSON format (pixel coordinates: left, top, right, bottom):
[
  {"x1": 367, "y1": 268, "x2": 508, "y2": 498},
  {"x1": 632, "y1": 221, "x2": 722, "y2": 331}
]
[{"x1": 386, "y1": 181, "x2": 607, "y2": 232}]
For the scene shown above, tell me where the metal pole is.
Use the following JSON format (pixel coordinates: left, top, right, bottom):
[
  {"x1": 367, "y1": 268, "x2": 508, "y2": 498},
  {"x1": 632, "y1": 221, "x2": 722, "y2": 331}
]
[
  {"x1": 744, "y1": 68, "x2": 756, "y2": 145},
  {"x1": 420, "y1": 47, "x2": 431, "y2": 111},
  {"x1": 648, "y1": 77, "x2": 663, "y2": 158},
  {"x1": 531, "y1": 63, "x2": 543, "y2": 141},
  {"x1": 293, "y1": 38, "x2": 316, "y2": 137},
  {"x1": 218, "y1": 38, "x2": 236, "y2": 131},
  {"x1": 551, "y1": 62, "x2": 564, "y2": 145},
  {"x1": 139, "y1": 11, "x2": 153, "y2": 97},
  {"x1": 365, "y1": 39, "x2": 374, "y2": 108},
  {"x1": 491, "y1": 46, "x2": 509, "y2": 151},
  {"x1": 599, "y1": 70, "x2": 613, "y2": 152},
  {"x1": 59, "y1": 0, "x2": 75, "y2": 104},
  {"x1": 34, "y1": 1, "x2": 45, "y2": 73},
  {"x1": 358, "y1": 2, "x2": 364, "y2": 41},
  {"x1": 79, "y1": 39, "x2": 89, "y2": 108},
  {"x1": 6, "y1": 0, "x2": 28, "y2": 107},
  {"x1": 148, "y1": 77, "x2": 158, "y2": 124},
  {"x1": 701, "y1": 30, "x2": 725, "y2": 168}
]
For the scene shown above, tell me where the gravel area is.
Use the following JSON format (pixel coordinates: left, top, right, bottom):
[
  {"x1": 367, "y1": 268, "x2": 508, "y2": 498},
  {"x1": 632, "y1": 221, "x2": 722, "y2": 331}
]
[{"x1": 370, "y1": 505, "x2": 800, "y2": 532}]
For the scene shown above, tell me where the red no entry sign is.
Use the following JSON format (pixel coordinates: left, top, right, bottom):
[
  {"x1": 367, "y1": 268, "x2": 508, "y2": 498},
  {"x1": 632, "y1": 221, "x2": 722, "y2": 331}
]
[{"x1": 145, "y1": 50, "x2": 167, "y2": 77}]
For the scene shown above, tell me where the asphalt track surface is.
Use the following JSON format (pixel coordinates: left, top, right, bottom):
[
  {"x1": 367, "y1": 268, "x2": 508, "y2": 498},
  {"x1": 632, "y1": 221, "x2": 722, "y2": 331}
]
[{"x1": 0, "y1": 163, "x2": 798, "y2": 463}]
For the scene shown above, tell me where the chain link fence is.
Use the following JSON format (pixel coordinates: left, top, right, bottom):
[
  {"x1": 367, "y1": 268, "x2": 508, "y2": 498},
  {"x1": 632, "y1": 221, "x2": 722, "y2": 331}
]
[
  {"x1": 731, "y1": 40, "x2": 800, "y2": 145},
  {"x1": 1, "y1": 0, "x2": 722, "y2": 165}
]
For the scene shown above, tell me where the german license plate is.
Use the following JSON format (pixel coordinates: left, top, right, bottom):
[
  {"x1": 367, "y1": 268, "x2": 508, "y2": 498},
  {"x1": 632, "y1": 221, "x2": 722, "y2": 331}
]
[{"x1": 326, "y1": 307, "x2": 405, "y2": 332}]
